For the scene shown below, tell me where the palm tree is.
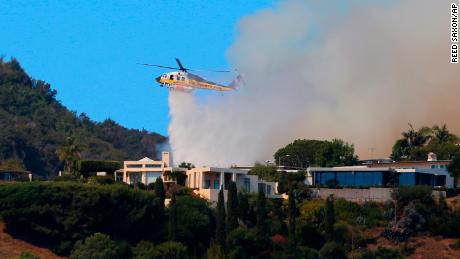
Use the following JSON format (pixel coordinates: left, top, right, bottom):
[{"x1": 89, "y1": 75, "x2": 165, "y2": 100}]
[
  {"x1": 402, "y1": 123, "x2": 431, "y2": 147},
  {"x1": 56, "y1": 137, "x2": 83, "y2": 175},
  {"x1": 432, "y1": 124, "x2": 457, "y2": 143}
]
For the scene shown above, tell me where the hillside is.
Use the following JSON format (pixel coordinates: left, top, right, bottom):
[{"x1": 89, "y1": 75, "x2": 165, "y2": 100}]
[{"x1": 0, "y1": 58, "x2": 166, "y2": 177}]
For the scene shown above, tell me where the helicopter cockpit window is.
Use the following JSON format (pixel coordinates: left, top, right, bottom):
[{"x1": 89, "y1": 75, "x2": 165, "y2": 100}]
[{"x1": 169, "y1": 75, "x2": 174, "y2": 80}]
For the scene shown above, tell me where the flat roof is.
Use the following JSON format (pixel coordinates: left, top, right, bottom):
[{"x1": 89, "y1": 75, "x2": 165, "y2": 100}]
[
  {"x1": 188, "y1": 167, "x2": 248, "y2": 174},
  {"x1": 308, "y1": 167, "x2": 393, "y2": 172}
]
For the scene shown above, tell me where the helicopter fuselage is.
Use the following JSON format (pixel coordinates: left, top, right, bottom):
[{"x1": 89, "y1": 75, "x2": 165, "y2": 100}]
[{"x1": 155, "y1": 71, "x2": 232, "y2": 92}]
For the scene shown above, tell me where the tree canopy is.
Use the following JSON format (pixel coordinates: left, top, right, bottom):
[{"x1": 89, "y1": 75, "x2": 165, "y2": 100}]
[
  {"x1": 274, "y1": 139, "x2": 358, "y2": 168},
  {"x1": 390, "y1": 124, "x2": 460, "y2": 161}
]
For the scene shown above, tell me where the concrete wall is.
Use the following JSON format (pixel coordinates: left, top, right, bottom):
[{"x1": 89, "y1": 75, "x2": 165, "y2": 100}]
[
  {"x1": 312, "y1": 188, "x2": 446, "y2": 203},
  {"x1": 312, "y1": 188, "x2": 393, "y2": 202}
]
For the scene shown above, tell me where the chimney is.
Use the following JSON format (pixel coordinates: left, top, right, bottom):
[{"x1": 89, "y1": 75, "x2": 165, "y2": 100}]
[
  {"x1": 427, "y1": 152, "x2": 437, "y2": 161},
  {"x1": 162, "y1": 151, "x2": 170, "y2": 167}
]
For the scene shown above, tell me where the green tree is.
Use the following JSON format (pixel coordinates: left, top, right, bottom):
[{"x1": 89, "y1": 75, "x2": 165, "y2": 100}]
[
  {"x1": 178, "y1": 161, "x2": 195, "y2": 170},
  {"x1": 152, "y1": 241, "x2": 188, "y2": 259},
  {"x1": 237, "y1": 191, "x2": 249, "y2": 222},
  {"x1": 325, "y1": 195, "x2": 335, "y2": 241},
  {"x1": 227, "y1": 181, "x2": 239, "y2": 233},
  {"x1": 173, "y1": 195, "x2": 213, "y2": 255},
  {"x1": 216, "y1": 187, "x2": 226, "y2": 248},
  {"x1": 132, "y1": 241, "x2": 188, "y2": 259},
  {"x1": 249, "y1": 163, "x2": 279, "y2": 181},
  {"x1": 391, "y1": 124, "x2": 459, "y2": 161},
  {"x1": 132, "y1": 241, "x2": 157, "y2": 259},
  {"x1": 226, "y1": 228, "x2": 259, "y2": 259},
  {"x1": 277, "y1": 172, "x2": 287, "y2": 193},
  {"x1": 319, "y1": 242, "x2": 347, "y2": 259},
  {"x1": 288, "y1": 189, "x2": 297, "y2": 256},
  {"x1": 274, "y1": 139, "x2": 358, "y2": 168},
  {"x1": 155, "y1": 177, "x2": 166, "y2": 206},
  {"x1": 168, "y1": 193, "x2": 177, "y2": 241},
  {"x1": 390, "y1": 138, "x2": 410, "y2": 161},
  {"x1": 448, "y1": 151, "x2": 460, "y2": 179},
  {"x1": 70, "y1": 233, "x2": 120, "y2": 259},
  {"x1": 432, "y1": 124, "x2": 457, "y2": 143},
  {"x1": 56, "y1": 137, "x2": 84, "y2": 175},
  {"x1": 256, "y1": 185, "x2": 269, "y2": 244}
]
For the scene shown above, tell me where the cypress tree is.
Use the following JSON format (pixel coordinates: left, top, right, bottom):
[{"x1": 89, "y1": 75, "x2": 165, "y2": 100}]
[
  {"x1": 216, "y1": 187, "x2": 226, "y2": 248},
  {"x1": 288, "y1": 189, "x2": 297, "y2": 254},
  {"x1": 325, "y1": 195, "x2": 335, "y2": 241},
  {"x1": 154, "y1": 177, "x2": 166, "y2": 206},
  {"x1": 154, "y1": 177, "x2": 166, "y2": 239},
  {"x1": 278, "y1": 172, "x2": 287, "y2": 194},
  {"x1": 226, "y1": 181, "x2": 238, "y2": 233},
  {"x1": 237, "y1": 191, "x2": 249, "y2": 222},
  {"x1": 168, "y1": 193, "x2": 177, "y2": 241},
  {"x1": 256, "y1": 185, "x2": 268, "y2": 243}
]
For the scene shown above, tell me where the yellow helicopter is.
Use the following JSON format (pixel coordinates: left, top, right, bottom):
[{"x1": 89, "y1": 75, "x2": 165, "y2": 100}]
[{"x1": 140, "y1": 58, "x2": 242, "y2": 92}]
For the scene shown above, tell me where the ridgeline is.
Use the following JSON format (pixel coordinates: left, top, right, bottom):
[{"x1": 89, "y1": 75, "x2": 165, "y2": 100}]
[{"x1": 0, "y1": 58, "x2": 166, "y2": 177}]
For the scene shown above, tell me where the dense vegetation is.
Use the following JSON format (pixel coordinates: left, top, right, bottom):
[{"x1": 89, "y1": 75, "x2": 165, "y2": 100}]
[
  {"x1": 3, "y1": 179, "x2": 460, "y2": 258},
  {"x1": 0, "y1": 58, "x2": 166, "y2": 177}
]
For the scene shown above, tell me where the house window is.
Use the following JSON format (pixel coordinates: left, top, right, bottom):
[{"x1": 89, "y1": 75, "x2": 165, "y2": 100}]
[
  {"x1": 244, "y1": 178, "x2": 250, "y2": 192},
  {"x1": 214, "y1": 179, "x2": 220, "y2": 189},
  {"x1": 127, "y1": 164, "x2": 142, "y2": 168},
  {"x1": 204, "y1": 180, "x2": 210, "y2": 189},
  {"x1": 115, "y1": 172, "x2": 123, "y2": 182},
  {"x1": 146, "y1": 172, "x2": 161, "y2": 184},
  {"x1": 266, "y1": 185, "x2": 271, "y2": 195},
  {"x1": 146, "y1": 164, "x2": 161, "y2": 168},
  {"x1": 130, "y1": 173, "x2": 142, "y2": 184}
]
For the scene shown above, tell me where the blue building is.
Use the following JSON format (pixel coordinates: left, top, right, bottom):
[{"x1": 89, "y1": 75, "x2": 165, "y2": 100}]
[{"x1": 308, "y1": 166, "x2": 453, "y2": 188}]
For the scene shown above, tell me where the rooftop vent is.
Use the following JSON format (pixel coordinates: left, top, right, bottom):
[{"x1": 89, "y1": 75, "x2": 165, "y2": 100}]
[{"x1": 427, "y1": 152, "x2": 437, "y2": 162}]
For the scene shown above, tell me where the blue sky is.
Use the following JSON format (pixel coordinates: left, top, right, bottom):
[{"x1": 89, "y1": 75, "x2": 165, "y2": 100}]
[{"x1": 0, "y1": 0, "x2": 277, "y2": 135}]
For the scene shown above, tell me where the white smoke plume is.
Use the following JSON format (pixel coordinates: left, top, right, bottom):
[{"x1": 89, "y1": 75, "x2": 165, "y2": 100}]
[{"x1": 168, "y1": 0, "x2": 460, "y2": 167}]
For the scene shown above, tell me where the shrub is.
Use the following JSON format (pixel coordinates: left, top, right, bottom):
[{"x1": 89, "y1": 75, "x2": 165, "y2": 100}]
[
  {"x1": 358, "y1": 247, "x2": 404, "y2": 259},
  {"x1": 132, "y1": 241, "x2": 156, "y2": 259},
  {"x1": 300, "y1": 199, "x2": 325, "y2": 222},
  {"x1": 298, "y1": 246, "x2": 320, "y2": 259},
  {"x1": 333, "y1": 222, "x2": 348, "y2": 244},
  {"x1": 173, "y1": 195, "x2": 213, "y2": 255},
  {"x1": 206, "y1": 243, "x2": 225, "y2": 259},
  {"x1": 226, "y1": 228, "x2": 259, "y2": 258},
  {"x1": 382, "y1": 203, "x2": 425, "y2": 242},
  {"x1": 319, "y1": 242, "x2": 347, "y2": 259},
  {"x1": 392, "y1": 186, "x2": 434, "y2": 209},
  {"x1": 69, "y1": 233, "x2": 120, "y2": 259},
  {"x1": 87, "y1": 175, "x2": 115, "y2": 185},
  {"x1": 19, "y1": 252, "x2": 40, "y2": 259},
  {"x1": 296, "y1": 221, "x2": 325, "y2": 250},
  {"x1": 53, "y1": 174, "x2": 82, "y2": 182},
  {"x1": 152, "y1": 241, "x2": 188, "y2": 259}
]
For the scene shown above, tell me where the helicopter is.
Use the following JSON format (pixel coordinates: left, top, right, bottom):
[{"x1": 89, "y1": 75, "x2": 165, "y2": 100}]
[{"x1": 140, "y1": 58, "x2": 242, "y2": 92}]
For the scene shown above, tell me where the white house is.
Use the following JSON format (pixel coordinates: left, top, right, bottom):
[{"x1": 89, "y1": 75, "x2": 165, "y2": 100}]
[
  {"x1": 116, "y1": 152, "x2": 186, "y2": 185},
  {"x1": 186, "y1": 167, "x2": 280, "y2": 202}
]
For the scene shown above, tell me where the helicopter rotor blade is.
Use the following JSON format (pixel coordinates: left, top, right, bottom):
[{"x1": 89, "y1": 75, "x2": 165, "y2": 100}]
[
  {"x1": 138, "y1": 63, "x2": 179, "y2": 70},
  {"x1": 175, "y1": 58, "x2": 187, "y2": 71},
  {"x1": 187, "y1": 68, "x2": 231, "y2": 73}
]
